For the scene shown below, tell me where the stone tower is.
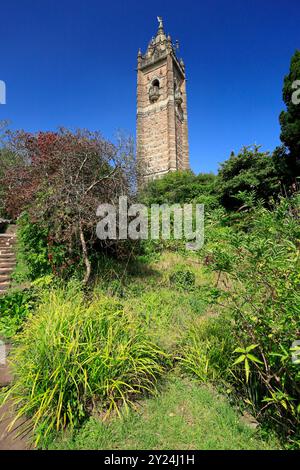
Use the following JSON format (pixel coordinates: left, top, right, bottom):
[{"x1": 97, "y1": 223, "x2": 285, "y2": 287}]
[{"x1": 136, "y1": 17, "x2": 190, "y2": 180}]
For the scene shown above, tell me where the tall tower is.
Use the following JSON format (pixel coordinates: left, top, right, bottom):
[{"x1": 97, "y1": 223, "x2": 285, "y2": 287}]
[{"x1": 136, "y1": 17, "x2": 189, "y2": 180}]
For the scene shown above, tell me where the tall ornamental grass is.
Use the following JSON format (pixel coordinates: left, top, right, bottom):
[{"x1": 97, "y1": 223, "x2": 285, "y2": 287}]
[{"x1": 5, "y1": 283, "x2": 168, "y2": 444}]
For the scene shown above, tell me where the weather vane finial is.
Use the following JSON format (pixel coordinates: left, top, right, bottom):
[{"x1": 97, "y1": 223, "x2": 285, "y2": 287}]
[{"x1": 157, "y1": 16, "x2": 163, "y2": 30}]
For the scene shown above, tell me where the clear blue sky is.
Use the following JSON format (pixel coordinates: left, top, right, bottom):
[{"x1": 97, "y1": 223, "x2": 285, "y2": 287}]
[{"x1": 0, "y1": 0, "x2": 299, "y2": 173}]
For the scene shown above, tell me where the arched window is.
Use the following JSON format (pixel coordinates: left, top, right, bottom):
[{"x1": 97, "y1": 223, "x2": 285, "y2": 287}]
[{"x1": 149, "y1": 79, "x2": 160, "y2": 103}]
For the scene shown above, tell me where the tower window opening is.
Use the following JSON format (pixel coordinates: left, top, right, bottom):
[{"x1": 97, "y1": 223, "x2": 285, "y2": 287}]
[{"x1": 149, "y1": 79, "x2": 160, "y2": 103}]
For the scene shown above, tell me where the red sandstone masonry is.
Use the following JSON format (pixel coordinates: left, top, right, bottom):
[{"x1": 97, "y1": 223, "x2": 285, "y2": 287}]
[{"x1": 136, "y1": 18, "x2": 190, "y2": 181}]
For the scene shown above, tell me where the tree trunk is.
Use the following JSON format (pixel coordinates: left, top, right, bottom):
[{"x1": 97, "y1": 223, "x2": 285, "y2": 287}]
[{"x1": 79, "y1": 221, "x2": 91, "y2": 285}]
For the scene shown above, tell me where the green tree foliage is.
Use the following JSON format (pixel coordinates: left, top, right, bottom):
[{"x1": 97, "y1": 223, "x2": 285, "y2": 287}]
[
  {"x1": 279, "y1": 50, "x2": 300, "y2": 176},
  {"x1": 217, "y1": 145, "x2": 281, "y2": 210},
  {"x1": 0, "y1": 288, "x2": 36, "y2": 339},
  {"x1": 0, "y1": 122, "x2": 23, "y2": 217},
  {"x1": 0, "y1": 128, "x2": 137, "y2": 283},
  {"x1": 139, "y1": 170, "x2": 219, "y2": 208},
  {"x1": 200, "y1": 195, "x2": 300, "y2": 442}
]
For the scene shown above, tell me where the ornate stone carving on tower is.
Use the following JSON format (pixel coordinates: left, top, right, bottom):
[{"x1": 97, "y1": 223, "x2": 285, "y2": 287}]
[{"x1": 136, "y1": 17, "x2": 190, "y2": 180}]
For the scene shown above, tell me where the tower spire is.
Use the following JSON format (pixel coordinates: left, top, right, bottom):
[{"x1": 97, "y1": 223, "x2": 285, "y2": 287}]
[
  {"x1": 136, "y1": 17, "x2": 190, "y2": 180},
  {"x1": 157, "y1": 16, "x2": 164, "y2": 33}
]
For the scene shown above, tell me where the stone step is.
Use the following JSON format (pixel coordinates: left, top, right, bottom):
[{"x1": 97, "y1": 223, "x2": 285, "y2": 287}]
[
  {"x1": 5, "y1": 224, "x2": 17, "y2": 233},
  {"x1": 0, "y1": 237, "x2": 16, "y2": 243},
  {"x1": 0, "y1": 251, "x2": 16, "y2": 258},
  {"x1": 0, "y1": 240, "x2": 16, "y2": 246},
  {"x1": 0, "y1": 283, "x2": 10, "y2": 292},
  {"x1": 0, "y1": 248, "x2": 15, "y2": 253},
  {"x1": 0, "y1": 264, "x2": 14, "y2": 269},
  {"x1": 0, "y1": 260, "x2": 16, "y2": 266},
  {"x1": 0, "y1": 254, "x2": 16, "y2": 262},
  {"x1": 0, "y1": 267, "x2": 14, "y2": 275},
  {"x1": 0, "y1": 229, "x2": 16, "y2": 296}
]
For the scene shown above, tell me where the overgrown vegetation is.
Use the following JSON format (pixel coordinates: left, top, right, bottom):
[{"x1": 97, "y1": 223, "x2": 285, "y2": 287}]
[
  {"x1": 46, "y1": 377, "x2": 279, "y2": 450},
  {"x1": 225, "y1": 200, "x2": 299, "y2": 438},
  {"x1": 279, "y1": 49, "x2": 300, "y2": 177},
  {"x1": 0, "y1": 288, "x2": 36, "y2": 339},
  {"x1": 193, "y1": 197, "x2": 300, "y2": 445},
  {"x1": 0, "y1": 50, "x2": 299, "y2": 450},
  {"x1": 0, "y1": 128, "x2": 139, "y2": 283},
  {"x1": 2, "y1": 199, "x2": 299, "y2": 447},
  {"x1": 4, "y1": 283, "x2": 169, "y2": 445}
]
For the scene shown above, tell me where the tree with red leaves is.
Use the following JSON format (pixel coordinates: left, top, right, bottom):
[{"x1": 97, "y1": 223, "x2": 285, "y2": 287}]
[{"x1": 1, "y1": 127, "x2": 138, "y2": 283}]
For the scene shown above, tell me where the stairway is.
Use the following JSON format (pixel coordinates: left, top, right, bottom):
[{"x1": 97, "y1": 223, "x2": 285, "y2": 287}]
[
  {"x1": 0, "y1": 229, "x2": 16, "y2": 295},
  {"x1": 0, "y1": 226, "x2": 31, "y2": 449}
]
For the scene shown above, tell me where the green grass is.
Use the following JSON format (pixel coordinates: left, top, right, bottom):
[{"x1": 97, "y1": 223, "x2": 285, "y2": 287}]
[
  {"x1": 7, "y1": 251, "x2": 282, "y2": 449},
  {"x1": 96, "y1": 251, "x2": 215, "y2": 354},
  {"x1": 124, "y1": 288, "x2": 208, "y2": 353},
  {"x1": 46, "y1": 376, "x2": 280, "y2": 450}
]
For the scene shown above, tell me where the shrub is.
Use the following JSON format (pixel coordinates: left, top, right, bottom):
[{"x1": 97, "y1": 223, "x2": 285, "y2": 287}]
[
  {"x1": 17, "y1": 213, "x2": 84, "y2": 281},
  {"x1": 6, "y1": 283, "x2": 169, "y2": 445},
  {"x1": 169, "y1": 269, "x2": 196, "y2": 291},
  {"x1": 139, "y1": 170, "x2": 218, "y2": 206},
  {"x1": 0, "y1": 288, "x2": 36, "y2": 339},
  {"x1": 202, "y1": 195, "x2": 300, "y2": 442},
  {"x1": 217, "y1": 145, "x2": 281, "y2": 210},
  {"x1": 17, "y1": 213, "x2": 51, "y2": 280},
  {"x1": 229, "y1": 207, "x2": 300, "y2": 437},
  {"x1": 3, "y1": 129, "x2": 138, "y2": 284}
]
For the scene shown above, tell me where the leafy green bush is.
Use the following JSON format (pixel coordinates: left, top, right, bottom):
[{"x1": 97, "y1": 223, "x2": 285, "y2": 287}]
[
  {"x1": 202, "y1": 195, "x2": 300, "y2": 442},
  {"x1": 17, "y1": 213, "x2": 84, "y2": 281},
  {"x1": 230, "y1": 205, "x2": 299, "y2": 435},
  {"x1": 6, "y1": 283, "x2": 169, "y2": 445},
  {"x1": 17, "y1": 213, "x2": 51, "y2": 280},
  {"x1": 217, "y1": 145, "x2": 281, "y2": 210},
  {"x1": 169, "y1": 269, "x2": 196, "y2": 291},
  {"x1": 139, "y1": 170, "x2": 218, "y2": 207},
  {"x1": 0, "y1": 289, "x2": 36, "y2": 339}
]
